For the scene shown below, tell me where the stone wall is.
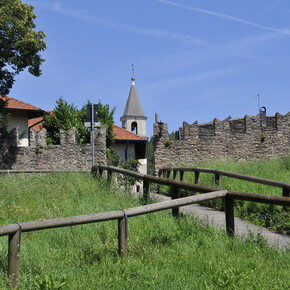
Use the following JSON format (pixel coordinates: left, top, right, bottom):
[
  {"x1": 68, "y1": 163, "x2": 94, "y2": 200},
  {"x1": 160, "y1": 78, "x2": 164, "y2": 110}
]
[
  {"x1": 153, "y1": 112, "x2": 290, "y2": 173},
  {"x1": 0, "y1": 127, "x2": 106, "y2": 170}
]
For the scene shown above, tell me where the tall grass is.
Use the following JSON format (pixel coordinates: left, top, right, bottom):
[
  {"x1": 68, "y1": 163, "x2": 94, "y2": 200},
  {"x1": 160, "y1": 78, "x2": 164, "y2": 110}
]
[
  {"x1": 181, "y1": 158, "x2": 290, "y2": 234},
  {"x1": 0, "y1": 173, "x2": 289, "y2": 289}
]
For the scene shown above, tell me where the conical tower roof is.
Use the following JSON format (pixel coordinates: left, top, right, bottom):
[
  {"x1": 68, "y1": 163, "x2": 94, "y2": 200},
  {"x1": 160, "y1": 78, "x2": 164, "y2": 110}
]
[{"x1": 121, "y1": 77, "x2": 146, "y2": 118}]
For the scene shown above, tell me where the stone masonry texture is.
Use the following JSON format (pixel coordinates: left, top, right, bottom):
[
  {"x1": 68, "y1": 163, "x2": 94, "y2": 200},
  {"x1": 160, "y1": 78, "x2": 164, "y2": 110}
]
[
  {"x1": 153, "y1": 112, "x2": 290, "y2": 174},
  {"x1": 0, "y1": 126, "x2": 106, "y2": 170}
]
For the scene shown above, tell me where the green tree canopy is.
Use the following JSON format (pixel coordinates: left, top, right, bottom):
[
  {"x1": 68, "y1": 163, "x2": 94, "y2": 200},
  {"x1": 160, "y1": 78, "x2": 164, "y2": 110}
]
[
  {"x1": 0, "y1": 98, "x2": 9, "y2": 129},
  {"x1": 43, "y1": 98, "x2": 116, "y2": 147},
  {"x1": 0, "y1": 0, "x2": 47, "y2": 95},
  {"x1": 97, "y1": 101, "x2": 116, "y2": 147},
  {"x1": 43, "y1": 98, "x2": 88, "y2": 145}
]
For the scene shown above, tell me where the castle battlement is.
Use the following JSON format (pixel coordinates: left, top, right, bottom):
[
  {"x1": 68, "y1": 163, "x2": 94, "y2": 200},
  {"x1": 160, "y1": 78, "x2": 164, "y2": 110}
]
[
  {"x1": 153, "y1": 112, "x2": 290, "y2": 174},
  {"x1": 0, "y1": 127, "x2": 106, "y2": 170}
]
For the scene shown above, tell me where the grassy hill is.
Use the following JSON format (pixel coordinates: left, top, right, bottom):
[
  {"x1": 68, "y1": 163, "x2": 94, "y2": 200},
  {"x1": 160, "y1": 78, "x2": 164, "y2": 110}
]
[
  {"x1": 182, "y1": 157, "x2": 290, "y2": 234},
  {"x1": 0, "y1": 172, "x2": 289, "y2": 289}
]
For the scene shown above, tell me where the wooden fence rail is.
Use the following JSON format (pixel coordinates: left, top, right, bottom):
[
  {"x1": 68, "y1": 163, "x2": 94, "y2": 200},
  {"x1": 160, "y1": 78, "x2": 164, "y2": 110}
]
[
  {"x1": 1, "y1": 166, "x2": 290, "y2": 288},
  {"x1": 158, "y1": 167, "x2": 290, "y2": 198},
  {"x1": 1, "y1": 190, "x2": 226, "y2": 288}
]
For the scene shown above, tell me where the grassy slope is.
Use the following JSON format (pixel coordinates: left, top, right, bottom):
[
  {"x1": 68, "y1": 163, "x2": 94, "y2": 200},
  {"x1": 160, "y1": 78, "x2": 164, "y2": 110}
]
[
  {"x1": 153, "y1": 158, "x2": 289, "y2": 234},
  {"x1": 0, "y1": 173, "x2": 289, "y2": 289},
  {"x1": 181, "y1": 158, "x2": 290, "y2": 234},
  {"x1": 185, "y1": 158, "x2": 290, "y2": 194}
]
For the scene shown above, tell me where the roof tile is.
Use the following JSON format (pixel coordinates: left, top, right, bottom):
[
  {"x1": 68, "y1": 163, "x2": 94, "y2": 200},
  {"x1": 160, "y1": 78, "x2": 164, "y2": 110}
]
[
  {"x1": 0, "y1": 95, "x2": 43, "y2": 112},
  {"x1": 113, "y1": 125, "x2": 145, "y2": 141}
]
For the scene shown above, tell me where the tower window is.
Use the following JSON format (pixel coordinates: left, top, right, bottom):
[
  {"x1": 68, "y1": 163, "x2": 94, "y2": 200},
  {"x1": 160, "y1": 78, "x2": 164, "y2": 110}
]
[{"x1": 131, "y1": 122, "x2": 138, "y2": 134}]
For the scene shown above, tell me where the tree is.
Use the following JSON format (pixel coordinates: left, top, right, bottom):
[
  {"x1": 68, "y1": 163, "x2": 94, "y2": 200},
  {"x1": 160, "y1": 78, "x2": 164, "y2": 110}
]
[
  {"x1": 43, "y1": 98, "x2": 89, "y2": 145},
  {"x1": 147, "y1": 135, "x2": 155, "y2": 175},
  {"x1": 97, "y1": 101, "x2": 116, "y2": 147},
  {"x1": 43, "y1": 98, "x2": 116, "y2": 147},
  {"x1": 0, "y1": 97, "x2": 9, "y2": 129},
  {"x1": 0, "y1": 0, "x2": 47, "y2": 95}
]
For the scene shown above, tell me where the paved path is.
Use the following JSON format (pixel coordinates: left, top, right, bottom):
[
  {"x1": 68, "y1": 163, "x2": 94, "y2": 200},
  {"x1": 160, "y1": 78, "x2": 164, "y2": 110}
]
[{"x1": 147, "y1": 192, "x2": 290, "y2": 250}]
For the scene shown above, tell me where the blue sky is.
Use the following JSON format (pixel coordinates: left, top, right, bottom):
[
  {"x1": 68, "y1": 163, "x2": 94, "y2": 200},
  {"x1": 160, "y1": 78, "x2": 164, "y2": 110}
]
[{"x1": 10, "y1": 0, "x2": 290, "y2": 136}]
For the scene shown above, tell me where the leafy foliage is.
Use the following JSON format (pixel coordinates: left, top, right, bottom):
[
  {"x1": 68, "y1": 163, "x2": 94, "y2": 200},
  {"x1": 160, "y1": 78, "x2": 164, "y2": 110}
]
[
  {"x1": 147, "y1": 136, "x2": 155, "y2": 175},
  {"x1": 168, "y1": 130, "x2": 176, "y2": 141},
  {"x1": 43, "y1": 98, "x2": 116, "y2": 146},
  {"x1": 104, "y1": 149, "x2": 141, "y2": 191},
  {"x1": 106, "y1": 148, "x2": 121, "y2": 167},
  {"x1": 116, "y1": 158, "x2": 141, "y2": 192},
  {"x1": 0, "y1": 98, "x2": 9, "y2": 129},
  {"x1": 43, "y1": 97, "x2": 89, "y2": 145},
  {"x1": 0, "y1": 0, "x2": 47, "y2": 95},
  {"x1": 97, "y1": 101, "x2": 116, "y2": 147}
]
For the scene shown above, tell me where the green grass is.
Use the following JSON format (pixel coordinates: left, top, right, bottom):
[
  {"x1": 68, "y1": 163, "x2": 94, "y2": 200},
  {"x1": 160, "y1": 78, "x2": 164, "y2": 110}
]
[
  {"x1": 0, "y1": 173, "x2": 289, "y2": 289},
  {"x1": 160, "y1": 157, "x2": 289, "y2": 234},
  {"x1": 185, "y1": 157, "x2": 290, "y2": 194}
]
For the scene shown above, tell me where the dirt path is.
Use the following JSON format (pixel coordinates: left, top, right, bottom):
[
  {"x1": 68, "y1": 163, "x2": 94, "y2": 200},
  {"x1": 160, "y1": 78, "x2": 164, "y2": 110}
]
[{"x1": 149, "y1": 192, "x2": 290, "y2": 250}]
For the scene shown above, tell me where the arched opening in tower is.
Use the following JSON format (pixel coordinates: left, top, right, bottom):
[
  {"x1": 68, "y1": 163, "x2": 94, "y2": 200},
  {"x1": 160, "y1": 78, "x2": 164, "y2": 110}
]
[{"x1": 131, "y1": 121, "x2": 138, "y2": 134}]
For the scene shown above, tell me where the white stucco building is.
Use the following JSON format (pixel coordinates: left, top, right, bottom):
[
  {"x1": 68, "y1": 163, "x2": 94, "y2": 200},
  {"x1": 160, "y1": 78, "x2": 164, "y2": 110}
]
[{"x1": 0, "y1": 96, "x2": 44, "y2": 146}]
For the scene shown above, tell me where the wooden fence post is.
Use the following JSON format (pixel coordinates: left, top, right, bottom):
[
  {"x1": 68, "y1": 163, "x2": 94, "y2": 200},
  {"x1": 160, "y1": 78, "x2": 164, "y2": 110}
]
[
  {"x1": 170, "y1": 185, "x2": 180, "y2": 217},
  {"x1": 215, "y1": 174, "x2": 221, "y2": 186},
  {"x1": 173, "y1": 170, "x2": 178, "y2": 180},
  {"x1": 143, "y1": 179, "x2": 150, "y2": 203},
  {"x1": 282, "y1": 187, "x2": 289, "y2": 211},
  {"x1": 166, "y1": 170, "x2": 171, "y2": 179},
  {"x1": 158, "y1": 170, "x2": 162, "y2": 178},
  {"x1": 180, "y1": 171, "x2": 185, "y2": 182},
  {"x1": 118, "y1": 212, "x2": 128, "y2": 257},
  {"x1": 8, "y1": 229, "x2": 21, "y2": 288},
  {"x1": 225, "y1": 196, "x2": 235, "y2": 236},
  {"x1": 194, "y1": 172, "x2": 200, "y2": 184}
]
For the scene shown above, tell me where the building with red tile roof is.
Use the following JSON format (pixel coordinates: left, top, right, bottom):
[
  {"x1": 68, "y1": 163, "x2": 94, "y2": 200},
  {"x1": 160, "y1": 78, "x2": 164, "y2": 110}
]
[
  {"x1": 112, "y1": 76, "x2": 148, "y2": 175},
  {"x1": 28, "y1": 116, "x2": 45, "y2": 132},
  {"x1": 1, "y1": 76, "x2": 148, "y2": 173},
  {"x1": 113, "y1": 125, "x2": 145, "y2": 141},
  {"x1": 0, "y1": 95, "x2": 45, "y2": 146},
  {"x1": 1, "y1": 95, "x2": 44, "y2": 116},
  {"x1": 111, "y1": 125, "x2": 147, "y2": 163}
]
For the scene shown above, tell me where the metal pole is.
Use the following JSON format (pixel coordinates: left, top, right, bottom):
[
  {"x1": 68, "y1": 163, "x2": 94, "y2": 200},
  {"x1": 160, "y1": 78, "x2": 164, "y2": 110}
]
[{"x1": 92, "y1": 104, "x2": 94, "y2": 166}]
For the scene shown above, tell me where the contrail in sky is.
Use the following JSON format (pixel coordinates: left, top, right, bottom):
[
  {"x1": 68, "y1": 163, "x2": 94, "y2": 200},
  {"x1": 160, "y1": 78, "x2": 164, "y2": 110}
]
[
  {"x1": 48, "y1": 1, "x2": 205, "y2": 46},
  {"x1": 157, "y1": 0, "x2": 290, "y2": 35}
]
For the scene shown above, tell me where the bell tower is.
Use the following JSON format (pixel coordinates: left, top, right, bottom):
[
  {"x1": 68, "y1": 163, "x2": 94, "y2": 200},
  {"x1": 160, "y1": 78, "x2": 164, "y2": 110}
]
[{"x1": 120, "y1": 73, "x2": 147, "y2": 138}]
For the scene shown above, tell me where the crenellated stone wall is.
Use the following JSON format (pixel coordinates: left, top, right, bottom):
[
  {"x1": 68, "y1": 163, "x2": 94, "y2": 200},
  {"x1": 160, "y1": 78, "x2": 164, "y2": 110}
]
[
  {"x1": 153, "y1": 112, "x2": 290, "y2": 174},
  {"x1": 0, "y1": 127, "x2": 106, "y2": 170}
]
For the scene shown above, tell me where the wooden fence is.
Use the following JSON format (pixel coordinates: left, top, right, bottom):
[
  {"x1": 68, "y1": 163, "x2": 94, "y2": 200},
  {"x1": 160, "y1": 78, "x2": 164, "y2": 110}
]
[
  {"x1": 1, "y1": 165, "x2": 290, "y2": 288},
  {"x1": 158, "y1": 167, "x2": 290, "y2": 198}
]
